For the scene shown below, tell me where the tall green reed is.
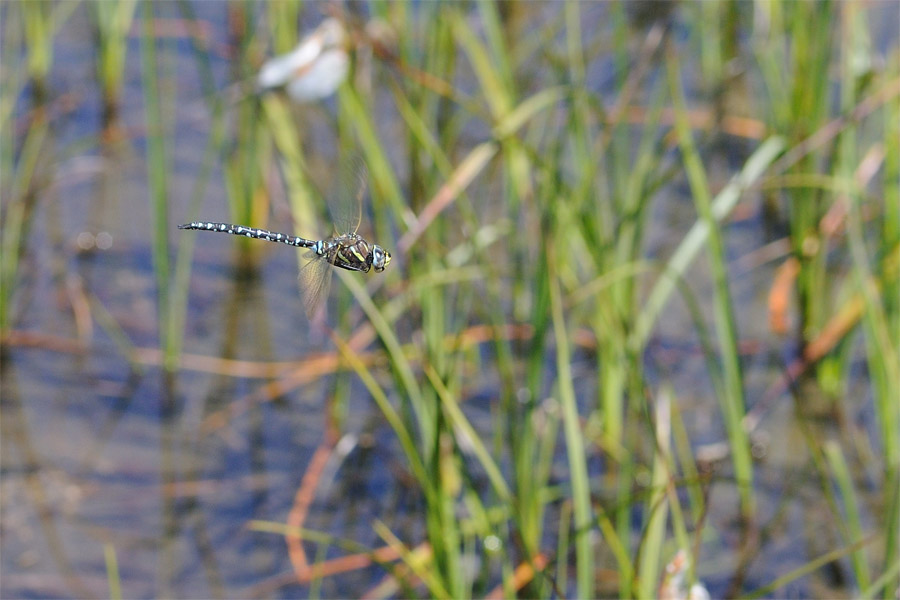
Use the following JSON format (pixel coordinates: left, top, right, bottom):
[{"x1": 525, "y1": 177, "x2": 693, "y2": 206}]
[
  {"x1": 335, "y1": 2, "x2": 779, "y2": 594},
  {"x1": 271, "y1": 3, "x2": 571, "y2": 594},
  {"x1": 18, "y1": 1, "x2": 79, "y2": 98},
  {"x1": 171, "y1": 1, "x2": 896, "y2": 597},
  {"x1": 839, "y1": 6, "x2": 900, "y2": 592},
  {"x1": 878, "y1": 50, "x2": 900, "y2": 600},
  {"x1": 562, "y1": 5, "x2": 676, "y2": 592},
  {"x1": 0, "y1": 105, "x2": 49, "y2": 334},
  {"x1": 755, "y1": 1, "x2": 845, "y2": 396},
  {"x1": 21, "y1": 1, "x2": 54, "y2": 100},
  {"x1": 92, "y1": 0, "x2": 138, "y2": 121},
  {"x1": 1, "y1": 4, "x2": 53, "y2": 335},
  {"x1": 666, "y1": 50, "x2": 755, "y2": 517},
  {"x1": 755, "y1": 3, "x2": 899, "y2": 594},
  {"x1": 341, "y1": 8, "x2": 486, "y2": 594},
  {"x1": 140, "y1": 1, "x2": 182, "y2": 369},
  {"x1": 168, "y1": 0, "x2": 234, "y2": 364}
]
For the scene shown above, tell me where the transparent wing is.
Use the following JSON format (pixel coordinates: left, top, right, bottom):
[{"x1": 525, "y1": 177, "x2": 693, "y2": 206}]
[
  {"x1": 297, "y1": 252, "x2": 334, "y2": 318},
  {"x1": 327, "y1": 155, "x2": 368, "y2": 235}
]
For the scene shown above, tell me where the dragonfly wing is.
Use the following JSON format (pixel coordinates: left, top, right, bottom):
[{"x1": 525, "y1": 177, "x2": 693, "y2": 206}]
[
  {"x1": 328, "y1": 155, "x2": 367, "y2": 236},
  {"x1": 298, "y1": 253, "x2": 334, "y2": 318}
]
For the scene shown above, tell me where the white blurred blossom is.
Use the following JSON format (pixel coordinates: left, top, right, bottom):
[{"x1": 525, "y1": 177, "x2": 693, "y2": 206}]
[{"x1": 257, "y1": 18, "x2": 349, "y2": 103}]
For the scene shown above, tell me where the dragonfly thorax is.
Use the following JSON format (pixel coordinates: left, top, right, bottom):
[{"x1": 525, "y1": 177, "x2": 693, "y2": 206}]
[{"x1": 320, "y1": 233, "x2": 391, "y2": 273}]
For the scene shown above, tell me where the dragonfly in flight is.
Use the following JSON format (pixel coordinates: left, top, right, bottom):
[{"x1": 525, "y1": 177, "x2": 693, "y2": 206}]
[{"x1": 179, "y1": 163, "x2": 391, "y2": 317}]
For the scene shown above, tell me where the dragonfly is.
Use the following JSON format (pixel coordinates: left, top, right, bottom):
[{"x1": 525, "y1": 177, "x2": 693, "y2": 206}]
[{"x1": 178, "y1": 163, "x2": 391, "y2": 317}]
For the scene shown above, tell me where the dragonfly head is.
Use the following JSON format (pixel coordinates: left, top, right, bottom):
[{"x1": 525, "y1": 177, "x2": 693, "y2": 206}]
[{"x1": 371, "y1": 245, "x2": 392, "y2": 272}]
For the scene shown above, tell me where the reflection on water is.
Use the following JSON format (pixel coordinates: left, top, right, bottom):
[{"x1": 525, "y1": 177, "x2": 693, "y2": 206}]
[{"x1": 2, "y1": 246, "x2": 400, "y2": 597}]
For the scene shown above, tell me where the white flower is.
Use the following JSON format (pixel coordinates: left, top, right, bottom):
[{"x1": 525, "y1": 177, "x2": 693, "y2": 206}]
[{"x1": 257, "y1": 18, "x2": 349, "y2": 103}]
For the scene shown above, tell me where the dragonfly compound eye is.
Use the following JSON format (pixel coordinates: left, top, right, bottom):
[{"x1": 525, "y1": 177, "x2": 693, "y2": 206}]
[{"x1": 372, "y1": 246, "x2": 392, "y2": 272}]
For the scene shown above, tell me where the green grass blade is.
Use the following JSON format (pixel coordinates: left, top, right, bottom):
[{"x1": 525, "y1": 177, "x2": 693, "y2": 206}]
[
  {"x1": 424, "y1": 365, "x2": 511, "y2": 502},
  {"x1": 335, "y1": 269, "x2": 427, "y2": 441},
  {"x1": 666, "y1": 51, "x2": 754, "y2": 516},
  {"x1": 103, "y1": 543, "x2": 122, "y2": 600},
  {"x1": 140, "y1": 1, "x2": 174, "y2": 366},
  {"x1": 0, "y1": 115, "x2": 48, "y2": 332},
  {"x1": 330, "y1": 334, "x2": 428, "y2": 491},
  {"x1": 824, "y1": 440, "x2": 871, "y2": 590},
  {"x1": 745, "y1": 535, "x2": 876, "y2": 600},
  {"x1": 548, "y1": 245, "x2": 594, "y2": 599},
  {"x1": 631, "y1": 135, "x2": 785, "y2": 351},
  {"x1": 637, "y1": 389, "x2": 673, "y2": 598}
]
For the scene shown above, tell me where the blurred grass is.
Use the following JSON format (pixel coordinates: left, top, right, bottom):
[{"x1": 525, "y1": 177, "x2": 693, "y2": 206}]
[
  {"x1": 666, "y1": 48, "x2": 755, "y2": 518},
  {"x1": 3, "y1": 0, "x2": 899, "y2": 598},
  {"x1": 103, "y1": 543, "x2": 122, "y2": 600},
  {"x1": 140, "y1": 1, "x2": 177, "y2": 369},
  {"x1": 92, "y1": 0, "x2": 138, "y2": 120},
  {"x1": 0, "y1": 110, "x2": 47, "y2": 334}
]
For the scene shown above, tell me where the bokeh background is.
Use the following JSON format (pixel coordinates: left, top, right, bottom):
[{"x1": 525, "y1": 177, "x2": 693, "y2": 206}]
[{"x1": 2, "y1": 1, "x2": 898, "y2": 598}]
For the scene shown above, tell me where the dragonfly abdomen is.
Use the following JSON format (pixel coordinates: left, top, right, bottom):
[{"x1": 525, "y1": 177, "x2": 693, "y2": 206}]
[{"x1": 177, "y1": 222, "x2": 316, "y2": 249}]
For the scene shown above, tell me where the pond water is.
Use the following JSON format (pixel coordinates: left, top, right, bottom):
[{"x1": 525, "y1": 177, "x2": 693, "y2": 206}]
[{"x1": 2, "y1": 2, "x2": 896, "y2": 599}]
